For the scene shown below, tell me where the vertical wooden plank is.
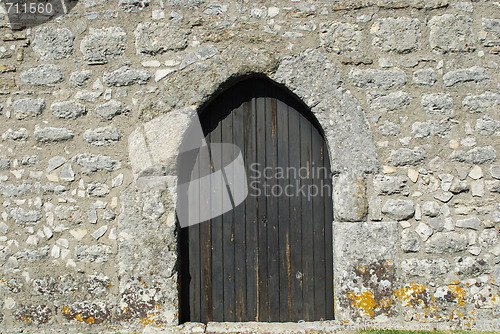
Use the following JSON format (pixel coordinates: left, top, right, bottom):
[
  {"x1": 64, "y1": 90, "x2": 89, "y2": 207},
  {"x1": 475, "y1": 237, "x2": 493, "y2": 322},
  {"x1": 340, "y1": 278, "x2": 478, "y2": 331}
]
[
  {"x1": 188, "y1": 153, "x2": 201, "y2": 321},
  {"x1": 222, "y1": 101, "x2": 235, "y2": 322},
  {"x1": 300, "y1": 115, "x2": 314, "y2": 321},
  {"x1": 312, "y1": 128, "x2": 326, "y2": 320},
  {"x1": 188, "y1": 227, "x2": 200, "y2": 321},
  {"x1": 288, "y1": 106, "x2": 303, "y2": 321},
  {"x1": 255, "y1": 94, "x2": 269, "y2": 322},
  {"x1": 266, "y1": 95, "x2": 280, "y2": 322},
  {"x1": 199, "y1": 133, "x2": 213, "y2": 322},
  {"x1": 233, "y1": 97, "x2": 247, "y2": 322},
  {"x1": 277, "y1": 96, "x2": 290, "y2": 322},
  {"x1": 244, "y1": 81, "x2": 258, "y2": 321},
  {"x1": 323, "y1": 140, "x2": 335, "y2": 319},
  {"x1": 210, "y1": 112, "x2": 224, "y2": 321}
]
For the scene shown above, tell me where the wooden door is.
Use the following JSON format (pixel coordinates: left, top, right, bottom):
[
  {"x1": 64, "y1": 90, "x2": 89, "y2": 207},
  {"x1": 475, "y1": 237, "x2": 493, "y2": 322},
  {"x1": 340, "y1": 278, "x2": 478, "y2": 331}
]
[{"x1": 179, "y1": 77, "x2": 334, "y2": 323}]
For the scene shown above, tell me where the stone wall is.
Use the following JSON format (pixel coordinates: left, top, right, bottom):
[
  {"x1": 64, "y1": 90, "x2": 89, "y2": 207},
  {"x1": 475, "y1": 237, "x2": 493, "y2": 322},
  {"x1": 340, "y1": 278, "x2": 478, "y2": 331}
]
[{"x1": 0, "y1": 0, "x2": 499, "y2": 332}]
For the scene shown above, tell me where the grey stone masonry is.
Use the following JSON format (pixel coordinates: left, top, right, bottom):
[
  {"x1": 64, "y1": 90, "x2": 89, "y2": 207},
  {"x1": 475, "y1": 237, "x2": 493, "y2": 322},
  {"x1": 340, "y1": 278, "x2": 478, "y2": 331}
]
[{"x1": 0, "y1": 0, "x2": 499, "y2": 332}]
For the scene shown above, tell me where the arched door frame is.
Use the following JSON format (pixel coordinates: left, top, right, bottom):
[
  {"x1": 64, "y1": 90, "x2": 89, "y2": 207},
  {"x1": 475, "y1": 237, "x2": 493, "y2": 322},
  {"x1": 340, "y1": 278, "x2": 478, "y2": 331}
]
[{"x1": 178, "y1": 75, "x2": 335, "y2": 323}]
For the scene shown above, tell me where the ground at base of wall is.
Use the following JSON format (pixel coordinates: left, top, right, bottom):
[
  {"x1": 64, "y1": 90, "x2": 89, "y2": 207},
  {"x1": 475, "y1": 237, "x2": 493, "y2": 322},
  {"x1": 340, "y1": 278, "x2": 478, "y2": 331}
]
[{"x1": 6, "y1": 321, "x2": 498, "y2": 334}]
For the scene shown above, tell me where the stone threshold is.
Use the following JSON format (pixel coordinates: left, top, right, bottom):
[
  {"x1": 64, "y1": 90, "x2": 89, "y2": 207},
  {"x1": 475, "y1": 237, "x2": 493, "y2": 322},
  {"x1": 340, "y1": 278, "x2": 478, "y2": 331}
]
[
  {"x1": 141, "y1": 320, "x2": 500, "y2": 334},
  {"x1": 4, "y1": 320, "x2": 499, "y2": 334}
]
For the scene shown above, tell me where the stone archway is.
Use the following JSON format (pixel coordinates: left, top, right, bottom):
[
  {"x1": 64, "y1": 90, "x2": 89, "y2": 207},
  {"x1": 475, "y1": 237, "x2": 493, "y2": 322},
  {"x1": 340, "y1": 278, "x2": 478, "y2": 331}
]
[{"x1": 121, "y1": 49, "x2": 380, "y2": 325}]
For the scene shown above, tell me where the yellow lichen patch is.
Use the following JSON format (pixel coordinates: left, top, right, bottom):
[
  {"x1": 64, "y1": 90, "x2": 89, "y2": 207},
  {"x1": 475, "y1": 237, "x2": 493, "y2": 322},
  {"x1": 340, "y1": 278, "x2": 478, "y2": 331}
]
[
  {"x1": 393, "y1": 282, "x2": 426, "y2": 307},
  {"x1": 22, "y1": 317, "x2": 30, "y2": 322},
  {"x1": 139, "y1": 316, "x2": 156, "y2": 326},
  {"x1": 122, "y1": 306, "x2": 130, "y2": 312},
  {"x1": 86, "y1": 317, "x2": 95, "y2": 324},
  {"x1": 141, "y1": 281, "x2": 147, "y2": 287},
  {"x1": 347, "y1": 291, "x2": 376, "y2": 317},
  {"x1": 448, "y1": 285, "x2": 466, "y2": 306},
  {"x1": 379, "y1": 296, "x2": 392, "y2": 308},
  {"x1": 449, "y1": 280, "x2": 460, "y2": 285},
  {"x1": 449, "y1": 309, "x2": 464, "y2": 320},
  {"x1": 75, "y1": 314, "x2": 84, "y2": 322},
  {"x1": 62, "y1": 306, "x2": 71, "y2": 315},
  {"x1": 357, "y1": 265, "x2": 367, "y2": 274}
]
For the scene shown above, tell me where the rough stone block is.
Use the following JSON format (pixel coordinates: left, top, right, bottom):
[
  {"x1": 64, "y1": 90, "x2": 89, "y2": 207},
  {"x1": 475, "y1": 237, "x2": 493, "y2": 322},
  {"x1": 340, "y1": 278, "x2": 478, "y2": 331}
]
[
  {"x1": 411, "y1": 119, "x2": 454, "y2": 138},
  {"x1": 70, "y1": 70, "x2": 93, "y2": 87},
  {"x1": 333, "y1": 221, "x2": 398, "y2": 319},
  {"x1": 13, "y1": 305, "x2": 52, "y2": 324},
  {"x1": 12, "y1": 98, "x2": 45, "y2": 120},
  {"x1": 80, "y1": 27, "x2": 127, "y2": 62},
  {"x1": 486, "y1": 180, "x2": 500, "y2": 193},
  {"x1": 168, "y1": 0, "x2": 203, "y2": 7},
  {"x1": 73, "y1": 153, "x2": 121, "y2": 173},
  {"x1": 378, "y1": 121, "x2": 400, "y2": 136},
  {"x1": 422, "y1": 201, "x2": 440, "y2": 217},
  {"x1": 51, "y1": 101, "x2": 86, "y2": 119},
  {"x1": 415, "y1": 222, "x2": 433, "y2": 241},
  {"x1": 476, "y1": 115, "x2": 499, "y2": 136},
  {"x1": 2, "y1": 128, "x2": 28, "y2": 141},
  {"x1": 349, "y1": 68, "x2": 407, "y2": 89},
  {"x1": 0, "y1": 183, "x2": 32, "y2": 197},
  {"x1": 20, "y1": 65, "x2": 63, "y2": 86},
  {"x1": 479, "y1": 18, "x2": 500, "y2": 46},
  {"x1": 119, "y1": 0, "x2": 150, "y2": 12},
  {"x1": 34, "y1": 126, "x2": 74, "y2": 143},
  {"x1": 401, "y1": 258, "x2": 450, "y2": 278},
  {"x1": 382, "y1": 199, "x2": 415, "y2": 221},
  {"x1": 32, "y1": 26, "x2": 74, "y2": 61},
  {"x1": 103, "y1": 66, "x2": 151, "y2": 86},
  {"x1": 75, "y1": 244, "x2": 113, "y2": 263},
  {"x1": 389, "y1": 147, "x2": 426, "y2": 166},
  {"x1": 456, "y1": 217, "x2": 482, "y2": 230},
  {"x1": 462, "y1": 92, "x2": 500, "y2": 113},
  {"x1": 425, "y1": 232, "x2": 468, "y2": 253},
  {"x1": 84, "y1": 126, "x2": 123, "y2": 146},
  {"x1": 443, "y1": 66, "x2": 488, "y2": 87},
  {"x1": 366, "y1": 91, "x2": 410, "y2": 111},
  {"x1": 371, "y1": 17, "x2": 421, "y2": 53},
  {"x1": 429, "y1": 14, "x2": 475, "y2": 53},
  {"x1": 134, "y1": 22, "x2": 188, "y2": 55},
  {"x1": 449, "y1": 146, "x2": 497, "y2": 164},
  {"x1": 412, "y1": 68, "x2": 437, "y2": 86},
  {"x1": 373, "y1": 175, "x2": 408, "y2": 195},
  {"x1": 401, "y1": 229, "x2": 420, "y2": 253},
  {"x1": 10, "y1": 207, "x2": 42, "y2": 224},
  {"x1": 421, "y1": 93, "x2": 454, "y2": 115},
  {"x1": 62, "y1": 301, "x2": 110, "y2": 324},
  {"x1": 94, "y1": 100, "x2": 128, "y2": 120},
  {"x1": 321, "y1": 22, "x2": 363, "y2": 53},
  {"x1": 87, "y1": 183, "x2": 110, "y2": 197},
  {"x1": 332, "y1": 173, "x2": 367, "y2": 222}
]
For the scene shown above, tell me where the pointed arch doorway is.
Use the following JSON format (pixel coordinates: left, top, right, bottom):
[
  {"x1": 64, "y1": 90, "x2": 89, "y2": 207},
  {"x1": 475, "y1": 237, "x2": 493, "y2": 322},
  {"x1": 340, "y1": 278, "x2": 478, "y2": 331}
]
[{"x1": 179, "y1": 77, "x2": 334, "y2": 323}]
